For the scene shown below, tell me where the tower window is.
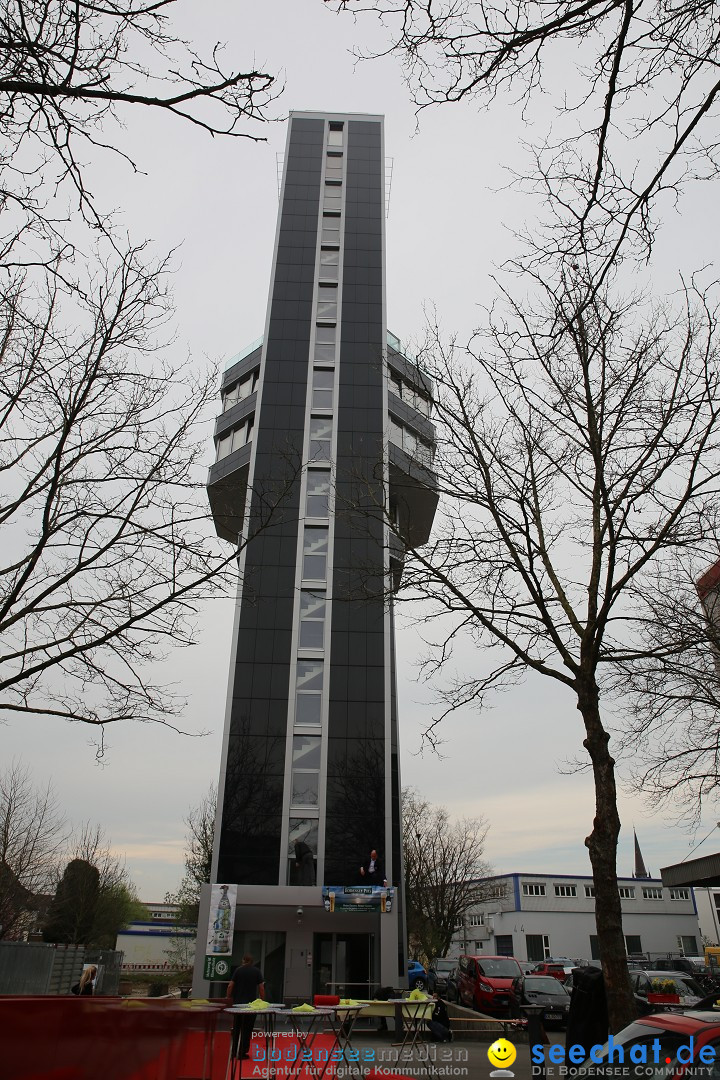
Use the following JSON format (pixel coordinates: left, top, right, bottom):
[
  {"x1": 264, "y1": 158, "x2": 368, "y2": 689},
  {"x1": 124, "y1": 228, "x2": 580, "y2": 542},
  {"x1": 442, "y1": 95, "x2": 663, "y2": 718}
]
[
  {"x1": 319, "y1": 248, "x2": 339, "y2": 282},
  {"x1": 311, "y1": 370, "x2": 334, "y2": 411},
  {"x1": 299, "y1": 591, "x2": 326, "y2": 650},
  {"x1": 306, "y1": 469, "x2": 331, "y2": 517},
  {"x1": 317, "y1": 284, "x2": 338, "y2": 321},
  {"x1": 309, "y1": 416, "x2": 333, "y2": 462},
  {"x1": 295, "y1": 660, "x2": 323, "y2": 726},
  {"x1": 303, "y1": 527, "x2": 329, "y2": 580},
  {"x1": 322, "y1": 213, "x2": 341, "y2": 244}
]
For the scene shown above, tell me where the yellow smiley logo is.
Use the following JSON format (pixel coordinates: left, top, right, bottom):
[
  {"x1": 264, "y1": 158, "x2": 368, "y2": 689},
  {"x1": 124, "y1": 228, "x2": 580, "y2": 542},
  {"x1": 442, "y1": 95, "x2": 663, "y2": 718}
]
[{"x1": 488, "y1": 1039, "x2": 517, "y2": 1069}]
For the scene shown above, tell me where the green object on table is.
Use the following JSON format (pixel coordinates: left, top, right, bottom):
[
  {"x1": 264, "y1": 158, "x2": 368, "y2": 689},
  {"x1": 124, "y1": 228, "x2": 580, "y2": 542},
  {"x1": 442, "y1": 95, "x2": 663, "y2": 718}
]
[
  {"x1": 408, "y1": 989, "x2": 428, "y2": 1001},
  {"x1": 292, "y1": 1002, "x2": 315, "y2": 1012},
  {"x1": 249, "y1": 998, "x2": 268, "y2": 1010}
]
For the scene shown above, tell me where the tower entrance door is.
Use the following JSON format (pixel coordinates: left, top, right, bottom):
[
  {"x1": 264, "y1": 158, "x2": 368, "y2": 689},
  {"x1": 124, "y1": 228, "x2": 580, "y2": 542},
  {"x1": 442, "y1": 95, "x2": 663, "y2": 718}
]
[{"x1": 313, "y1": 933, "x2": 374, "y2": 998}]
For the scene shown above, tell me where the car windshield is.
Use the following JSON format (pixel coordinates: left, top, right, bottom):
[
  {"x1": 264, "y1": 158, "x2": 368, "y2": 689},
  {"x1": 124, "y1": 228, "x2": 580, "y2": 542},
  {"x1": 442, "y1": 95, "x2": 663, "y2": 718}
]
[
  {"x1": 574, "y1": 1023, "x2": 687, "y2": 1079},
  {"x1": 478, "y1": 959, "x2": 521, "y2": 977},
  {"x1": 435, "y1": 961, "x2": 455, "y2": 972},
  {"x1": 525, "y1": 977, "x2": 567, "y2": 993}
]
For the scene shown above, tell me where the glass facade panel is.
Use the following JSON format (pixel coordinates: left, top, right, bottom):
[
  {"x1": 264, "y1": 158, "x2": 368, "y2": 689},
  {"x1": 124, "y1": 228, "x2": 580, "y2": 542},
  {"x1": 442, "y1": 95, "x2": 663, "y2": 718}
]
[
  {"x1": 316, "y1": 326, "x2": 336, "y2": 343},
  {"x1": 288, "y1": 818, "x2": 319, "y2": 855}
]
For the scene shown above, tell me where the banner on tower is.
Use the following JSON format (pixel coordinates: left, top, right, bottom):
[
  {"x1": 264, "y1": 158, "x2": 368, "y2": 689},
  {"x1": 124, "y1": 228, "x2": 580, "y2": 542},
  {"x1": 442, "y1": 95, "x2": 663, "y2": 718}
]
[{"x1": 204, "y1": 883, "x2": 238, "y2": 980}]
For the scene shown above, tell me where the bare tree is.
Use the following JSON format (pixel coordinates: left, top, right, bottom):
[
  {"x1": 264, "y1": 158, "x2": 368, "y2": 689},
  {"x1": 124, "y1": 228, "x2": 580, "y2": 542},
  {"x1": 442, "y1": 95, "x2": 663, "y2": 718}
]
[
  {"x1": 166, "y1": 784, "x2": 216, "y2": 923},
  {"x1": 619, "y1": 554, "x2": 720, "y2": 822},
  {"x1": 402, "y1": 788, "x2": 494, "y2": 963},
  {"x1": 380, "y1": 269, "x2": 720, "y2": 1030},
  {"x1": 327, "y1": 0, "x2": 720, "y2": 275},
  {"x1": 0, "y1": 3, "x2": 284, "y2": 740},
  {"x1": 0, "y1": 760, "x2": 66, "y2": 938}
]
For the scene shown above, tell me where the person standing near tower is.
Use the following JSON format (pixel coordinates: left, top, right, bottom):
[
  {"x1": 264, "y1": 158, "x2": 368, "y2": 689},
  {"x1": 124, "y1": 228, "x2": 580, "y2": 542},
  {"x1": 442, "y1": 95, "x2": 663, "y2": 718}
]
[
  {"x1": 360, "y1": 848, "x2": 386, "y2": 886},
  {"x1": 227, "y1": 954, "x2": 265, "y2": 1059}
]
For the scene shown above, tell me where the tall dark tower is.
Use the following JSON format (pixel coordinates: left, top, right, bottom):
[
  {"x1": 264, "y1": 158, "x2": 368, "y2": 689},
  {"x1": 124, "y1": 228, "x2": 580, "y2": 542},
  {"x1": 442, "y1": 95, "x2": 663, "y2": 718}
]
[{"x1": 198, "y1": 112, "x2": 437, "y2": 1000}]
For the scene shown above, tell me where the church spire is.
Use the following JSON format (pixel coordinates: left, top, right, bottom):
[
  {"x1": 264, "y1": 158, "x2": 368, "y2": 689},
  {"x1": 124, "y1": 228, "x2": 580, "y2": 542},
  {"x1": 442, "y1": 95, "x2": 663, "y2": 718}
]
[{"x1": 633, "y1": 829, "x2": 650, "y2": 879}]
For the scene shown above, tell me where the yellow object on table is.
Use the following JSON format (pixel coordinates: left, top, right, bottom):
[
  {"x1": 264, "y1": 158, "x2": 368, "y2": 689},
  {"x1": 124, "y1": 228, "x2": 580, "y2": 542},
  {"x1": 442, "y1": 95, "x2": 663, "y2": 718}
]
[{"x1": 292, "y1": 1002, "x2": 316, "y2": 1012}]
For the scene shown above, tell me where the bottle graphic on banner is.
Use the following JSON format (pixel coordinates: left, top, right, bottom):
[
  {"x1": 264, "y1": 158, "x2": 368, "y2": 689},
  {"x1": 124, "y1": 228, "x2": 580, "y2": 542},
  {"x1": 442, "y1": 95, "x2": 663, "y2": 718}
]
[{"x1": 212, "y1": 884, "x2": 232, "y2": 953}]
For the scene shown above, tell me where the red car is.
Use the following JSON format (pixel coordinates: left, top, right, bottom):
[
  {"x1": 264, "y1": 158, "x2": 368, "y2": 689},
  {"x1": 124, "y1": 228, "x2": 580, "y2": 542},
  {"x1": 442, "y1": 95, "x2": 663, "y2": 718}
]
[
  {"x1": 531, "y1": 961, "x2": 574, "y2": 983},
  {"x1": 552, "y1": 1009, "x2": 720, "y2": 1078},
  {"x1": 455, "y1": 954, "x2": 523, "y2": 1015}
]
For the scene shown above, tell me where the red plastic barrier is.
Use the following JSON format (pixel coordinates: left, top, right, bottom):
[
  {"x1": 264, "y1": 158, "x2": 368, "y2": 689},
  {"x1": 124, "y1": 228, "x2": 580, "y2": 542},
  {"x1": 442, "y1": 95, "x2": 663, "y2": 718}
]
[{"x1": 0, "y1": 996, "x2": 227, "y2": 1080}]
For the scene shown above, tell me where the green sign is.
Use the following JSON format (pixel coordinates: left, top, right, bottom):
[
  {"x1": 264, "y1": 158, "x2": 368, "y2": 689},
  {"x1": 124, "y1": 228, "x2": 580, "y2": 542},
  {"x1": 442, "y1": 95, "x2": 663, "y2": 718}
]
[{"x1": 204, "y1": 955, "x2": 232, "y2": 980}]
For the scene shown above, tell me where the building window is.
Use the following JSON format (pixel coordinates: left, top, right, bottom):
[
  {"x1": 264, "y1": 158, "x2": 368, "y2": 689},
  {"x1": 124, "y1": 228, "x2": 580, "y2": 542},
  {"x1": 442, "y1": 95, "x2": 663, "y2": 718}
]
[
  {"x1": 291, "y1": 735, "x2": 321, "y2": 808},
  {"x1": 642, "y1": 886, "x2": 663, "y2": 900},
  {"x1": 323, "y1": 182, "x2": 342, "y2": 210},
  {"x1": 317, "y1": 284, "x2": 338, "y2": 321},
  {"x1": 321, "y1": 212, "x2": 341, "y2": 244},
  {"x1": 625, "y1": 934, "x2": 643, "y2": 955},
  {"x1": 468, "y1": 914, "x2": 484, "y2": 926},
  {"x1": 522, "y1": 883, "x2": 546, "y2": 896},
  {"x1": 327, "y1": 122, "x2": 344, "y2": 146},
  {"x1": 554, "y1": 884, "x2": 577, "y2": 897},
  {"x1": 223, "y1": 368, "x2": 259, "y2": 411},
  {"x1": 495, "y1": 934, "x2": 514, "y2": 957},
  {"x1": 679, "y1": 934, "x2": 698, "y2": 954},
  {"x1": 306, "y1": 469, "x2": 331, "y2": 517},
  {"x1": 309, "y1": 416, "x2": 333, "y2": 462},
  {"x1": 670, "y1": 888, "x2": 690, "y2": 901},
  {"x1": 526, "y1": 934, "x2": 550, "y2": 962},
  {"x1": 585, "y1": 885, "x2": 596, "y2": 898},
  {"x1": 302, "y1": 527, "x2": 329, "y2": 581},
  {"x1": 299, "y1": 591, "x2": 326, "y2": 650},
  {"x1": 325, "y1": 153, "x2": 343, "y2": 180},
  {"x1": 287, "y1": 818, "x2": 318, "y2": 885},
  {"x1": 295, "y1": 660, "x2": 323, "y2": 726},
  {"x1": 216, "y1": 415, "x2": 254, "y2": 460},
  {"x1": 319, "y1": 248, "x2": 339, "y2": 282},
  {"x1": 453, "y1": 917, "x2": 464, "y2": 930},
  {"x1": 312, "y1": 370, "x2": 334, "y2": 411},
  {"x1": 618, "y1": 886, "x2": 635, "y2": 899}
]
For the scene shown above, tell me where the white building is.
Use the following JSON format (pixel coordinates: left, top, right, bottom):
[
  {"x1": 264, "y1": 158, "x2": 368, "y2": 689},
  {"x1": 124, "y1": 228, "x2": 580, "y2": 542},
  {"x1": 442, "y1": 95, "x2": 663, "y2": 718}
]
[
  {"x1": 116, "y1": 902, "x2": 196, "y2": 973},
  {"x1": 447, "y1": 873, "x2": 701, "y2": 963}
]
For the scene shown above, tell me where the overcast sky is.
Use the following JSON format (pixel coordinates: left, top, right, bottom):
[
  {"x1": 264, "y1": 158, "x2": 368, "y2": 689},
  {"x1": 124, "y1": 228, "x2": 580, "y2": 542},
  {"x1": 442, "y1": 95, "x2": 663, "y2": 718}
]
[{"x1": 4, "y1": 0, "x2": 718, "y2": 902}]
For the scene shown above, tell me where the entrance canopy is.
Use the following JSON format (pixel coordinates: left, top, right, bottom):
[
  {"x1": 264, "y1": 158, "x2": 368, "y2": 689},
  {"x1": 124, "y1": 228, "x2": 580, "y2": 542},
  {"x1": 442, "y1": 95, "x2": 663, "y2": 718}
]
[{"x1": 661, "y1": 852, "x2": 720, "y2": 888}]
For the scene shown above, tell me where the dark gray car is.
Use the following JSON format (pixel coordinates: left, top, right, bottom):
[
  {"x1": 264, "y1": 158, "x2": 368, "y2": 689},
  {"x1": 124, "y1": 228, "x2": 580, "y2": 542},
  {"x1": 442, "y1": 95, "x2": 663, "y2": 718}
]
[
  {"x1": 428, "y1": 958, "x2": 457, "y2": 997},
  {"x1": 511, "y1": 975, "x2": 572, "y2": 1028}
]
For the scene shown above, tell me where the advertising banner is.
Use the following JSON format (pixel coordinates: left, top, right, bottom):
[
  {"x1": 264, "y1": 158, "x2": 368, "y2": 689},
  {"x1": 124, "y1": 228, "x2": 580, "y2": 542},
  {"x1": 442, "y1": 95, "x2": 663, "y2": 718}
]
[
  {"x1": 322, "y1": 885, "x2": 395, "y2": 913},
  {"x1": 203, "y1": 883, "x2": 238, "y2": 980}
]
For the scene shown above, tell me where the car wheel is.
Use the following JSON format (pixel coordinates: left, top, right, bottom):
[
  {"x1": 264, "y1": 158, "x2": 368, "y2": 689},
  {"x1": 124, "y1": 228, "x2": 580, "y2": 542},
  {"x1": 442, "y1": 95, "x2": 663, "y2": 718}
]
[{"x1": 412, "y1": 976, "x2": 426, "y2": 990}]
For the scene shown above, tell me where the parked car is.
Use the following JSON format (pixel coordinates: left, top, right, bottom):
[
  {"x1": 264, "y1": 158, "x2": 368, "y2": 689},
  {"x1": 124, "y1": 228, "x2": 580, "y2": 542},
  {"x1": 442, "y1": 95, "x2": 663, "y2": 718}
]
[
  {"x1": 510, "y1": 974, "x2": 571, "y2": 1028},
  {"x1": 407, "y1": 959, "x2": 427, "y2": 989},
  {"x1": 572, "y1": 1009, "x2": 720, "y2": 1079},
  {"x1": 531, "y1": 961, "x2": 575, "y2": 983},
  {"x1": 455, "y1": 954, "x2": 523, "y2": 1015},
  {"x1": 630, "y1": 969, "x2": 704, "y2": 1007},
  {"x1": 428, "y1": 958, "x2": 457, "y2": 996},
  {"x1": 445, "y1": 966, "x2": 460, "y2": 1003}
]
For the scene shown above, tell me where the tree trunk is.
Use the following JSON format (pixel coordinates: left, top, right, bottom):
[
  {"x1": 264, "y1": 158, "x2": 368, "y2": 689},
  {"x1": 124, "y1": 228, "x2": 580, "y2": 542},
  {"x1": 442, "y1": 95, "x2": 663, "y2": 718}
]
[{"x1": 578, "y1": 683, "x2": 636, "y2": 1033}]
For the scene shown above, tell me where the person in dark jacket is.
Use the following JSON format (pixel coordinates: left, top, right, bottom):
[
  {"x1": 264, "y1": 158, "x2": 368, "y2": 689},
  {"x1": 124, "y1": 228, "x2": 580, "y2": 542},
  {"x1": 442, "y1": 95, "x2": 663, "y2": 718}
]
[
  {"x1": 359, "y1": 848, "x2": 386, "y2": 885},
  {"x1": 226, "y1": 954, "x2": 265, "y2": 1059},
  {"x1": 426, "y1": 994, "x2": 452, "y2": 1042}
]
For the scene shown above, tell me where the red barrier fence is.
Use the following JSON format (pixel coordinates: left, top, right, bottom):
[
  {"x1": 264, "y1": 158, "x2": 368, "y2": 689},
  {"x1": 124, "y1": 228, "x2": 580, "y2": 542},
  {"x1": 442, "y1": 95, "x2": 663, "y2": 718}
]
[{"x1": 0, "y1": 996, "x2": 228, "y2": 1080}]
